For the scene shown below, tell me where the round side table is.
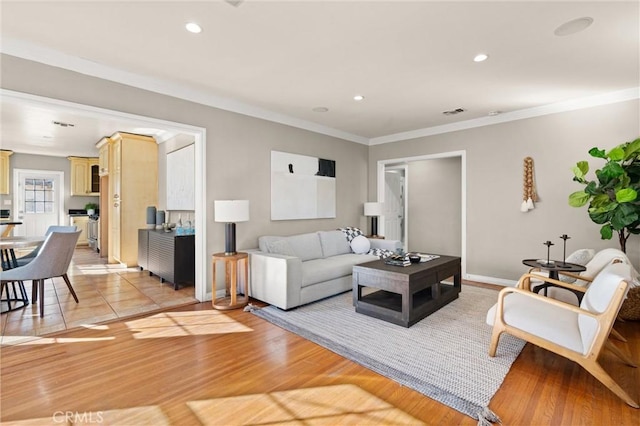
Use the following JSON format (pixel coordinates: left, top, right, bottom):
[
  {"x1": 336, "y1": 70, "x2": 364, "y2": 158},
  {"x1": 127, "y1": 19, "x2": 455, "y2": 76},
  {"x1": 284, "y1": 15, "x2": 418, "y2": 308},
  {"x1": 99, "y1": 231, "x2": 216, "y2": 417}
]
[{"x1": 212, "y1": 252, "x2": 249, "y2": 310}]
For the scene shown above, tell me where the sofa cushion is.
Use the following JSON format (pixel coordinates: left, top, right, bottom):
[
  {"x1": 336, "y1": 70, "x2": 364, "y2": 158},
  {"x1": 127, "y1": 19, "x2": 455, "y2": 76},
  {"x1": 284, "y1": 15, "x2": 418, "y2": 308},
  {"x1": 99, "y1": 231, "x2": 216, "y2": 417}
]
[
  {"x1": 301, "y1": 253, "x2": 378, "y2": 287},
  {"x1": 268, "y1": 239, "x2": 296, "y2": 257},
  {"x1": 285, "y1": 232, "x2": 324, "y2": 261},
  {"x1": 258, "y1": 236, "x2": 285, "y2": 253},
  {"x1": 319, "y1": 230, "x2": 352, "y2": 258}
]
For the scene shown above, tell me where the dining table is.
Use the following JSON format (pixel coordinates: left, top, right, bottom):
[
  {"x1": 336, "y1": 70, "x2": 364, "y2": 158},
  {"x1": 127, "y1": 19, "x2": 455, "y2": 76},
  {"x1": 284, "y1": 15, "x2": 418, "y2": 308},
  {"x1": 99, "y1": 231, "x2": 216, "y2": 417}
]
[{"x1": 1, "y1": 235, "x2": 46, "y2": 313}]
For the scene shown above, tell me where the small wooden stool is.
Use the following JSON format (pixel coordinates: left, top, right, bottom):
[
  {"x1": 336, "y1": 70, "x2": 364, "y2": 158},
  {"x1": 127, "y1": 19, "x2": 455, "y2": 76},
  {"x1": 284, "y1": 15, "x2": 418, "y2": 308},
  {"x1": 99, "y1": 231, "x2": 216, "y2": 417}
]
[{"x1": 212, "y1": 252, "x2": 249, "y2": 310}]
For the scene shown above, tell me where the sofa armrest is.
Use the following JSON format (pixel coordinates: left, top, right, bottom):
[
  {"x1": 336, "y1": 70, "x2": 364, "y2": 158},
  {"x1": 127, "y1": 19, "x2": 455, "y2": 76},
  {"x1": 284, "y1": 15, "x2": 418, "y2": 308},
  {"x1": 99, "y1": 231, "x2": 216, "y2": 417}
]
[
  {"x1": 248, "y1": 250, "x2": 303, "y2": 310},
  {"x1": 369, "y1": 238, "x2": 402, "y2": 252}
]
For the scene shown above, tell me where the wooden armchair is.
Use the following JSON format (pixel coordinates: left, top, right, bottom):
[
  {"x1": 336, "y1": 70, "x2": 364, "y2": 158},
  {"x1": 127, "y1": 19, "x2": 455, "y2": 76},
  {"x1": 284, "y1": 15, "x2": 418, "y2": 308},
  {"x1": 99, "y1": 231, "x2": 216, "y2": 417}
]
[{"x1": 487, "y1": 262, "x2": 638, "y2": 408}]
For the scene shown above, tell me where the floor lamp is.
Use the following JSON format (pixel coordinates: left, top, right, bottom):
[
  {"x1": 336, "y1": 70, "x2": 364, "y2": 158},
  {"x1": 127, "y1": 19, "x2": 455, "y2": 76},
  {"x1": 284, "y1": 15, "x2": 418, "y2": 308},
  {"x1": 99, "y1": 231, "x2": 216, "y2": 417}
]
[{"x1": 364, "y1": 202, "x2": 383, "y2": 237}]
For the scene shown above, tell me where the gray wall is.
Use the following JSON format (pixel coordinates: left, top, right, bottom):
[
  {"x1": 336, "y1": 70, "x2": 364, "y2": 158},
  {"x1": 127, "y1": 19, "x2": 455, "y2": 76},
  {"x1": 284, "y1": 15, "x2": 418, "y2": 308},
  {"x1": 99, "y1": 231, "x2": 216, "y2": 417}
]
[
  {"x1": 0, "y1": 152, "x2": 99, "y2": 216},
  {"x1": 407, "y1": 157, "x2": 461, "y2": 256},
  {"x1": 1, "y1": 54, "x2": 370, "y2": 294},
  {"x1": 3, "y1": 54, "x2": 638, "y2": 289},
  {"x1": 370, "y1": 99, "x2": 640, "y2": 282}
]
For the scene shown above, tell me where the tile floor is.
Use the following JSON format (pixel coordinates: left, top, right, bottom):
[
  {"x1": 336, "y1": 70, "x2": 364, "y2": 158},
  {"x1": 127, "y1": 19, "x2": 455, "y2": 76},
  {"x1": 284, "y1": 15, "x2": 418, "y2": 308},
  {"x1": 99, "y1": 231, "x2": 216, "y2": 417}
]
[{"x1": 1, "y1": 247, "x2": 198, "y2": 340}]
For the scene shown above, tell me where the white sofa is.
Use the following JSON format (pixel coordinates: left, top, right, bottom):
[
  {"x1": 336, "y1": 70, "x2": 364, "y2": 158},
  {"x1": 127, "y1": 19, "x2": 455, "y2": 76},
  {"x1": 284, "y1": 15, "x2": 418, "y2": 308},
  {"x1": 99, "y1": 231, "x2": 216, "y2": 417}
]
[{"x1": 249, "y1": 230, "x2": 401, "y2": 310}]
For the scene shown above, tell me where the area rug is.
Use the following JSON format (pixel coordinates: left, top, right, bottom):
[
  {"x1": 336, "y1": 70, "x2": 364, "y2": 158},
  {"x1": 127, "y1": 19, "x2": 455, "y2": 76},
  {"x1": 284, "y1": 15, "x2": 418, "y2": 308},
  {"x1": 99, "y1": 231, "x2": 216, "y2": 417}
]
[{"x1": 252, "y1": 285, "x2": 525, "y2": 423}]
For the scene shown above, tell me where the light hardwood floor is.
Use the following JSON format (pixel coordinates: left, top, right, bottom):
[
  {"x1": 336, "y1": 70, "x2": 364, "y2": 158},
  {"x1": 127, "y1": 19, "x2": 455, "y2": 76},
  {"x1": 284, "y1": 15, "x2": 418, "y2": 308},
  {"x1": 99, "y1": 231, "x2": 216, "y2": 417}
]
[
  {"x1": 1, "y1": 281, "x2": 638, "y2": 424},
  {"x1": 1, "y1": 247, "x2": 198, "y2": 339}
]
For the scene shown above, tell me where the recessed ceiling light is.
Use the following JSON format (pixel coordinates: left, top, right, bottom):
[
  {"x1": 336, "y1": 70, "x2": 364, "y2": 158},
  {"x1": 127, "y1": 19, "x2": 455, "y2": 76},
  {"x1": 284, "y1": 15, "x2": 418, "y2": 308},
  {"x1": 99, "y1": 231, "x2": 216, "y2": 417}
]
[
  {"x1": 473, "y1": 53, "x2": 489, "y2": 62},
  {"x1": 554, "y1": 17, "x2": 593, "y2": 36},
  {"x1": 488, "y1": 111, "x2": 502, "y2": 116},
  {"x1": 312, "y1": 107, "x2": 329, "y2": 113},
  {"x1": 185, "y1": 22, "x2": 202, "y2": 34},
  {"x1": 353, "y1": 95, "x2": 365, "y2": 101}
]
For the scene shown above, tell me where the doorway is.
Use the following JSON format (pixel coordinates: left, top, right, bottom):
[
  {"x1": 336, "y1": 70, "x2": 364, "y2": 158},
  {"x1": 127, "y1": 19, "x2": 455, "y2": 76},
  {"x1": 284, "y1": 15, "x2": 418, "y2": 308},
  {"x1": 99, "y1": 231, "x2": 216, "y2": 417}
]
[
  {"x1": 3, "y1": 89, "x2": 208, "y2": 302},
  {"x1": 377, "y1": 150, "x2": 467, "y2": 278},
  {"x1": 384, "y1": 165, "x2": 407, "y2": 245},
  {"x1": 12, "y1": 169, "x2": 65, "y2": 236}
]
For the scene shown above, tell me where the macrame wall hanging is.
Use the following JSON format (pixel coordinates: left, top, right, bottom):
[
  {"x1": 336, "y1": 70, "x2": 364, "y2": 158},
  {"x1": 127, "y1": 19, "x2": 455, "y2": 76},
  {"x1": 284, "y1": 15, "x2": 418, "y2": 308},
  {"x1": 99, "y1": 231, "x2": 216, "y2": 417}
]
[{"x1": 521, "y1": 156, "x2": 538, "y2": 212}]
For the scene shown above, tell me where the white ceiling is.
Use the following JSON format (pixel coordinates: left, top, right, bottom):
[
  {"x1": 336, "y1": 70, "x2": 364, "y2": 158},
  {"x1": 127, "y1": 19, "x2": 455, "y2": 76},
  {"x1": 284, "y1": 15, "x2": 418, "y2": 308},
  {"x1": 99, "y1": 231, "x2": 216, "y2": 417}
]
[{"x1": 0, "y1": 1, "x2": 638, "y2": 157}]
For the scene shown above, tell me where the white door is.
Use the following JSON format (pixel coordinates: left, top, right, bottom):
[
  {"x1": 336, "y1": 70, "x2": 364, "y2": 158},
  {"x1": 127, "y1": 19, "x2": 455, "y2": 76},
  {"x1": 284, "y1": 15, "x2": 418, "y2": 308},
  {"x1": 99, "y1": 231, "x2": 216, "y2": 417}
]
[
  {"x1": 13, "y1": 169, "x2": 64, "y2": 236},
  {"x1": 384, "y1": 167, "x2": 406, "y2": 244}
]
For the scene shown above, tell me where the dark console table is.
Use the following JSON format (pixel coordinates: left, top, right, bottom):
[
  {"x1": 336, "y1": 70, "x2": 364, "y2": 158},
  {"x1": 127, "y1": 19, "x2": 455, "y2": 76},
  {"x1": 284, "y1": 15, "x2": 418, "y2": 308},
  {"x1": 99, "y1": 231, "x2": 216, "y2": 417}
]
[{"x1": 138, "y1": 229, "x2": 195, "y2": 290}]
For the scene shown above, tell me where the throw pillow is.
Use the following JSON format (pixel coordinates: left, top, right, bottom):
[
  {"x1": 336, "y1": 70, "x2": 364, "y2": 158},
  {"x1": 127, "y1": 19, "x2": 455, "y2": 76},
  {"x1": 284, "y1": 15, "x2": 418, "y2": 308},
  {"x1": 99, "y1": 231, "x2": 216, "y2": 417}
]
[
  {"x1": 559, "y1": 248, "x2": 596, "y2": 283},
  {"x1": 339, "y1": 227, "x2": 363, "y2": 243},
  {"x1": 350, "y1": 235, "x2": 371, "y2": 254}
]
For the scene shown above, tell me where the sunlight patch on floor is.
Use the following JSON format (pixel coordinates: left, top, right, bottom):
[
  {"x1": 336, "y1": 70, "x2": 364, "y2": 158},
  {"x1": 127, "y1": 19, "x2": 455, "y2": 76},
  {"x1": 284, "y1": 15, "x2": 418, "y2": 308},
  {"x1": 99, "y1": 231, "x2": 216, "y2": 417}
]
[
  {"x1": 187, "y1": 384, "x2": 424, "y2": 425},
  {"x1": 125, "y1": 310, "x2": 252, "y2": 339}
]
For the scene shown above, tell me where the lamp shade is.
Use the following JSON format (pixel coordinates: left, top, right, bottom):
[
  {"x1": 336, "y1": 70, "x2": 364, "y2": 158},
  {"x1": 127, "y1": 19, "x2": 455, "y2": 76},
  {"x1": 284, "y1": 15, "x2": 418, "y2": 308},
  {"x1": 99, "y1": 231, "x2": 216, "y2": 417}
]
[
  {"x1": 214, "y1": 200, "x2": 250, "y2": 223},
  {"x1": 364, "y1": 202, "x2": 383, "y2": 216}
]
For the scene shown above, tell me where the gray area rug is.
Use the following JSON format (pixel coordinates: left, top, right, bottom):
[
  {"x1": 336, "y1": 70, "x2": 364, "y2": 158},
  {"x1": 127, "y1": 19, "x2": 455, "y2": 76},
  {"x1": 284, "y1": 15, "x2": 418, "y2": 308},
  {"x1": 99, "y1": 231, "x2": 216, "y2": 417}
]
[{"x1": 252, "y1": 285, "x2": 525, "y2": 422}]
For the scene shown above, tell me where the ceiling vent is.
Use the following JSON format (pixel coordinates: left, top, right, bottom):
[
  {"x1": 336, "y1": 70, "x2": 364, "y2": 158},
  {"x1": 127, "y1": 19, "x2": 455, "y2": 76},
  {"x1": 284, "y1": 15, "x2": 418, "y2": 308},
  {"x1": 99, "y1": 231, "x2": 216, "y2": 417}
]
[
  {"x1": 442, "y1": 108, "x2": 466, "y2": 116},
  {"x1": 52, "y1": 120, "x2": 75, "y2": 128}
]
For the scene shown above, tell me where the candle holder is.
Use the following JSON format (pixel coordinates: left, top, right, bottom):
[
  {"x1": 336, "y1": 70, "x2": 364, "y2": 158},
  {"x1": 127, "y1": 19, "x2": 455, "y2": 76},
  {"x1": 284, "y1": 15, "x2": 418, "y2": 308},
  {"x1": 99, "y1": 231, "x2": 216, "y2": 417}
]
[
  {"x1": 559, "y1": 234, "x2": 570, "y2": 265},
  {"x1": 543, "y1": 240, "x2": 554, "y2": 265}
]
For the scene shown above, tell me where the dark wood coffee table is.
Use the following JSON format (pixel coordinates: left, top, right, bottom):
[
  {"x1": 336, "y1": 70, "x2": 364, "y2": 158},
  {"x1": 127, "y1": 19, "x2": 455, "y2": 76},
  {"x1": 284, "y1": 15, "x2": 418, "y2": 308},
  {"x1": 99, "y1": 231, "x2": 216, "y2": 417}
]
[{"x1": 352, "y1": 255, "x2": 461, "y2": 327}]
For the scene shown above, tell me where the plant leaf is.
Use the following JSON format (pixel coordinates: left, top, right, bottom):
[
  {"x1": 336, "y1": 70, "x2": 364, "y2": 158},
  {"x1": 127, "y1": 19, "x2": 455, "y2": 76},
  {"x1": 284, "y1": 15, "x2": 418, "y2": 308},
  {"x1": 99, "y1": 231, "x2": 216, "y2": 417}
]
[
  {"x1": 615, "y1": 188, "x2": 637, "y2": 203},
  {"x1": 584, "y1": 181, "x2": 599, "y2": 195},
  {"x1": 568, "y1": 191, "x2": 590, "y2": 207},
  {"x1": 599, "y1": 162, "x2": 625, "y2": 181},
  {"x1": 611, "y1": 204, "x2": 639, "y2": 230},
  {"x1": 607, "y1": 146, "x2": 625, "y2": 161},
  {"x1": 600, "y1": 224, "x2": 613, "y2": 240},
  {"x1": 624, "y1": 138, "x2": 640, "y2": 159},
  {"x1": 571, "y1": 161, "x2": 589, "y2": 180},
  {"x1": 589, "y1": 193, "x2": 613, "y2": 208},
  {"x1": 589, "y1": 147, "x2": 606, "y2": 159}
]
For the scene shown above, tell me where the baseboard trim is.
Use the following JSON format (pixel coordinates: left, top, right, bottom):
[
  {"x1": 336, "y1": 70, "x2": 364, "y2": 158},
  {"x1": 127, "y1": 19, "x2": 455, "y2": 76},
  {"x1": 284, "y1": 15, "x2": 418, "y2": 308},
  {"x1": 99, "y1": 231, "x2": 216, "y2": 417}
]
[{"x1": 464, "y1": 274, "x2": 518, "y2": 287}]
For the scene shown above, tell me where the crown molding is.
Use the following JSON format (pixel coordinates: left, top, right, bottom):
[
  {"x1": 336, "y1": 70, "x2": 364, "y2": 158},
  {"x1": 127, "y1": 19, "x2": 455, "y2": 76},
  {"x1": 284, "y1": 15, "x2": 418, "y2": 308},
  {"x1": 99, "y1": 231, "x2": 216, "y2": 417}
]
[
  {"x1": 2, "y1": 37, "x2": 637, "y2": 147},
  {"x1": 369, "y1": 87, "x2": 640, "y2": 145},
  {"x1": 0, "y1": 37, "x2": 369, "y2": 145}
]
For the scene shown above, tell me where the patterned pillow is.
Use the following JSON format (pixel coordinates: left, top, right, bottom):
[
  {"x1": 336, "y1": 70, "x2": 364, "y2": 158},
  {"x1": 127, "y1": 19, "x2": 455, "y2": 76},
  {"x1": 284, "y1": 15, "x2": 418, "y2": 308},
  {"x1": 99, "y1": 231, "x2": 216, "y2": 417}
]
[
  {"x1": 368, "y1": 248, "x2": 394, "y2": 259},
  {"x1": 338, "y1": 227, "x2": 363, "y2": 243}
]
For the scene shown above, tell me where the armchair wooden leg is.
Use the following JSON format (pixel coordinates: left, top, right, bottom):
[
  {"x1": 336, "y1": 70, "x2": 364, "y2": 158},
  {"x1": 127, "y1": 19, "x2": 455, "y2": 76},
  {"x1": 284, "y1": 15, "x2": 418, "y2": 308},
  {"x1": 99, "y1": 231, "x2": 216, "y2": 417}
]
[
  {"x1": 488, "y1": 326, "x2": 503, "y2": 357},
  {"x1": 604, "y1": 341, "x2": 638, "y2": 367},
  {"x1": 583, "y1": 360, "x2": 639, "y2": 408}
]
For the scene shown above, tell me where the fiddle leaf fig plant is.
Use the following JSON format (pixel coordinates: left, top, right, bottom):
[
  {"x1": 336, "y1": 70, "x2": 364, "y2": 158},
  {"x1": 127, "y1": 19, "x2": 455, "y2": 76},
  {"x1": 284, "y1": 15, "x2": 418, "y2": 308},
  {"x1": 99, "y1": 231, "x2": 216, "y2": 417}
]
[{"x1": 568, "y1": 138, "x2": 640, "y2": 253}]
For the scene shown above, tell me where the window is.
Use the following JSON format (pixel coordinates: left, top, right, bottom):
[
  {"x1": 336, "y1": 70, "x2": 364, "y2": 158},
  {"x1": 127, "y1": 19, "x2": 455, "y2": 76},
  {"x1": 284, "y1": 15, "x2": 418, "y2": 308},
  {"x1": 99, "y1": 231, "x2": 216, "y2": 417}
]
[{"x1": 24, "y1": 178, "x2": 54, "y2": 214}]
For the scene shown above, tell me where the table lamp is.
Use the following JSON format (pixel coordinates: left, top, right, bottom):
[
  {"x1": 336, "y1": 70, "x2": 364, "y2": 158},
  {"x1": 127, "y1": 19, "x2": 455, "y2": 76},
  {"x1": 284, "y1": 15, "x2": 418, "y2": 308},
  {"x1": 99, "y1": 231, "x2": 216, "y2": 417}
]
[
  {"x1": 364, "y1": 202, "x2": 383, "y2": 237},
  {"x1": 214, "y1": 200, "x2": 250, "y2": 255}
]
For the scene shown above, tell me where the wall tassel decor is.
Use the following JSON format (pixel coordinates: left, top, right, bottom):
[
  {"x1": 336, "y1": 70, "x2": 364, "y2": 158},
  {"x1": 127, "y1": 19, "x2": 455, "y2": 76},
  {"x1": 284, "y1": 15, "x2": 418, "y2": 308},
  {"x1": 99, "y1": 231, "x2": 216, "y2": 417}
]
[{"x1": 521, "y1": 157, "x2": 538, "y2": 212}]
